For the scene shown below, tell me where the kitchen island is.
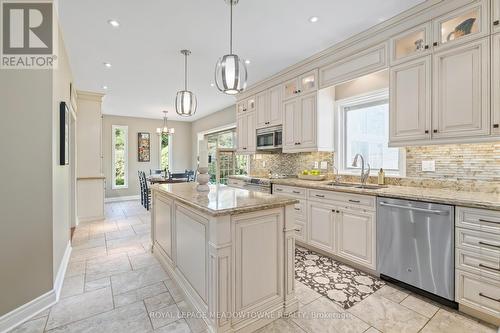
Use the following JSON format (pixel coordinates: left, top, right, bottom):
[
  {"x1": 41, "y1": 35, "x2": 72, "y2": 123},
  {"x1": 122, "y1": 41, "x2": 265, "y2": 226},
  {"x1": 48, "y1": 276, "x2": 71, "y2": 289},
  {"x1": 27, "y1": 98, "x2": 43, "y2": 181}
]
[{"x1": 151, "y1": 183, "x2": 299, "y2": 333}]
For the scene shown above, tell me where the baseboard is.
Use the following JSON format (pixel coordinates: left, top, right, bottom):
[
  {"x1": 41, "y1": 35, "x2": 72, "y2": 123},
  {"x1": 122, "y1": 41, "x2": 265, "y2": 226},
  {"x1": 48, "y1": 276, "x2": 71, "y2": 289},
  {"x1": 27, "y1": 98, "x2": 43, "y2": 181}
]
[
  {"x1": 77, "y1": 215, "x2": 105, "y2": 223},
  {"x1": 54, "y1": 241, "x2": 72, "y2": 301},
  {"x1": 104, "y1": 195, "x2": 140, "y2": 203},
  {"x1": 0, "y1": 290, "x2": 56, "y2": 333}
]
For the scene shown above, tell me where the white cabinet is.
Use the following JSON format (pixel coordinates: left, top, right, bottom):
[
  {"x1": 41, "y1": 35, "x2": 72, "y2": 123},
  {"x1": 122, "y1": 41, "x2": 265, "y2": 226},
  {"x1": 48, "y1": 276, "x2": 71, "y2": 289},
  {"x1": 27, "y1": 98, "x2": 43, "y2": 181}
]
[
  {"x1": 389, "y1": 56, "x2": 432, "y2": 143},
  {"x1": 236, "y1": 112, "x2": 256, "y2": 154},
  {"x1": 492, "y1": 33, "x2": 500, "y2": 135},
  {"x1": 390, "y1": 23, "x2": 433, "y2": 65},
  {"x1": 236, "y1": 96, "x2": 255, "y2": 116},
  {"x1": 256, "y1": 85, "x2": 282, "y2": 129},
  {"x1": 337, "y1": 209, "x2": 376, "y2": 270},
  {"x1": 308, "y1": 201, "x2": 336, "y2": 253},
  {"x1": 283, "y1": 70, "x2": 318, "y2": 100},
  {"x1": 154, "y1": 195, "x2": 173, "y2": 261},
  {"x1": 494, "y1": 0, "x2": 500, "y2": 33},
  {"x1": 432, "y1": 38, "x2": 490, "y2": 138}
]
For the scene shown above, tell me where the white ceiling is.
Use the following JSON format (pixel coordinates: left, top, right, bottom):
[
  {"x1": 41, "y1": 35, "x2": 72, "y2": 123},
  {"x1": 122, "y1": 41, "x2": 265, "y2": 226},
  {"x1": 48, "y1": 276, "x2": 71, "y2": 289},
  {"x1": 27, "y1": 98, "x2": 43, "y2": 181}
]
[{"x1": 59, "y1": 0, "x2": 425, "y2": 121}]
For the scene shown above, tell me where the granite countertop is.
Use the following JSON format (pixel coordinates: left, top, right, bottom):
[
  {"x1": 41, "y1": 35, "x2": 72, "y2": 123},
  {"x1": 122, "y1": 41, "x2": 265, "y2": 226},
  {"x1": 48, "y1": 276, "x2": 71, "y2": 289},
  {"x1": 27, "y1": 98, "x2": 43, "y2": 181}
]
[
  {"x1": 228, "y1": 176, "x2": 500, "y2": 211},
  {"x1": 152, "y1": 183, "x2": 298, "y2": 217}
]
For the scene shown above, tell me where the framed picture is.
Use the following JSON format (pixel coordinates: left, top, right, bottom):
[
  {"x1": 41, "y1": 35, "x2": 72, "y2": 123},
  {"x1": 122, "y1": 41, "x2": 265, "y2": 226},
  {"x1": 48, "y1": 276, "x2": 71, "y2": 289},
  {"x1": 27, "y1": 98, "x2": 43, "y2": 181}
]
[
  {"x1": 138, "y1": 132, "x2": 151, "y2": 162},
  {"x1": 59, "y1": 101, "x2": 70, "y2": 165}
]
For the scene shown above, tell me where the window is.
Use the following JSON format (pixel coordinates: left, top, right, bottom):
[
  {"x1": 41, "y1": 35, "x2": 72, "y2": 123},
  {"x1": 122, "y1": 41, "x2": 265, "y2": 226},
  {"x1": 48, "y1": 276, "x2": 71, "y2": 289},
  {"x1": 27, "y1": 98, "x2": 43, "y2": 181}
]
[
  {"x1": 112, "y1": 125, "x2": 128, "y2": 189},
  {"x1": 159, "y1": 133, "x2": 171, "y2": 171},
  {"x1": 336, "y1": 90, "x2": 404, "y2": 176},
  {"x1": 203, "y1": 127, "x2": 249, "y2": 184}
]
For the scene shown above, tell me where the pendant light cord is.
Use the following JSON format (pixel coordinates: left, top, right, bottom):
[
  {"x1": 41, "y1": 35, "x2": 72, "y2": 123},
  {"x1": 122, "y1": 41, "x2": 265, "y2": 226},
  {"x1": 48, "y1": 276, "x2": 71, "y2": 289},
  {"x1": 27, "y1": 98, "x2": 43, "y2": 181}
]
[
  {"x1": 184, "y1": 53, "x2": 188, "y2": 90},
  {"x1": 229, "y1": 1, "x2": 233, "y2": 54}
]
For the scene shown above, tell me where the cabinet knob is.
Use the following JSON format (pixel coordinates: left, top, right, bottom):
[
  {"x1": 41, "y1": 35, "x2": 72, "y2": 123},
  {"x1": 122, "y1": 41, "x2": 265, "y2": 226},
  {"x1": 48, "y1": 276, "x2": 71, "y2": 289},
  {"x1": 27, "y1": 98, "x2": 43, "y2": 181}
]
[
  {"x1": 425, "y1": 130, "x2": 429, "y2": 134},
  {"x1": 297, "y1": 89, "x2": 302, "y2": 93},
  {"x1": 433, "y1": 129, "x2": 438, "y2": 133},
  {"x1": 243, "y1": 147, "x2": 247, "y2": 150},
  {"x1": 494, "y1": 20, "x2": 500, "y2": 26},
  {"x1": 433, "y1": 42, "x2": 438, "y2": 47},
  {"x1": 494, "y1": 124, "x2": 499, "y2": 129},
  {"x1": 424, "y1": 45, "x2": 429, "y2": 50}
]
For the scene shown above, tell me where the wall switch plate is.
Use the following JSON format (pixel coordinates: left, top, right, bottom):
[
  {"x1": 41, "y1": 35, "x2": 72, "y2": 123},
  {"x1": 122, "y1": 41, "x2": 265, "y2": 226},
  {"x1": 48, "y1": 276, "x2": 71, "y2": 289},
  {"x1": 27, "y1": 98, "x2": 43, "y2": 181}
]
[
  {"x1": 422, "y1": 160, "x2": 435, "y2": 172},
  {"x1": 320, "y1": 161, "x2": 328, "y2": 170},
  {"x1": 314, "y1": 161, "x2": 319, "y2": 169}
]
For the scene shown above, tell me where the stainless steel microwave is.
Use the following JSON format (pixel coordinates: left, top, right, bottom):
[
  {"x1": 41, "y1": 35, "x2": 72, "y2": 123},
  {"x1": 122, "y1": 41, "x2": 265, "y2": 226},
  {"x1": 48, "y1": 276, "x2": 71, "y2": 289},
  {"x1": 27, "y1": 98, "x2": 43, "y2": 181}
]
[{"x1": 256, "y1": 126, "x2": 282, "y2": 151}]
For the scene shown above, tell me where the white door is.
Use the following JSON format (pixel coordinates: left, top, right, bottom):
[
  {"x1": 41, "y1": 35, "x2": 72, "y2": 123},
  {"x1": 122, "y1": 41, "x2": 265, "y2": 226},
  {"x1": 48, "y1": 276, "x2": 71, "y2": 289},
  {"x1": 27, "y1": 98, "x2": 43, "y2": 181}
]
[
  {"x1": 389, "y1": 56, "x2": 432, "y2": 143},
  {"x1": 246, "y1": 112, "x2": 256, "y2": 154},
  {"x1": 283, "y1": 99, "x2": 297, "y2": 151},
  {"x1": 432, "y1": 37, "x2": 490, "y2": 138},
  {"x1": 337, "y1": 209, "x2": 376, "y2": 269},
  {"x1": 268, "y1": 85, "x2": 282, "y2": 126},
  {"x1": 255, "y1": 91, "x2": 268, "y2": 129},
  {"x1": 308, "y1": 202, "x2": 335, "y2": 253},
  {"x1": 492, "y1": 33, "x2": 500, "y2": 135},
  {"x1": 236, "y1": 115, "x2": 247, "y2": 152},
  {"x1": 299, "y1": 93, "x2": 317, "y2": 149}
]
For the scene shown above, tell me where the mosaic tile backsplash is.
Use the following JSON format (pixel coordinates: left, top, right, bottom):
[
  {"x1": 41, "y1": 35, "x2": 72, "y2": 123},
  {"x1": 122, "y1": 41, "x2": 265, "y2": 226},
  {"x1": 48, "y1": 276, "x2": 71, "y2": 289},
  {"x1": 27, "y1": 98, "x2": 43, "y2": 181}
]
[{"x1": 249, "y1": 142, "x2": 500, "y2": 193}]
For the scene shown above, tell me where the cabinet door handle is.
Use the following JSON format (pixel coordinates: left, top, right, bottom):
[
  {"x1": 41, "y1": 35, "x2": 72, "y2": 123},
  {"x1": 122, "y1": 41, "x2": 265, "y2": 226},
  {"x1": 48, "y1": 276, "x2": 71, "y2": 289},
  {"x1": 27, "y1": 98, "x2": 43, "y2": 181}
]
[
  {"x1": 479, "y1": 218, "x2": 499, "y2": 224},
  {"x1": 433, "y1": 42, "x2": 438, "y2": 47},
  {"x1": 494, "y1": 20, "x2": 500, "y2": 26},
  {"x1": 243, "y1": 147, "x2": 247, "y2": 150},
  {"x1": 479, "y1": 263, "x2": 500, "y2": 272},
  {"x1": 479, "y1": 293, "x2": 500, "y2": 303},
  {"x1": 424, "y1": 45, "x2": 429, "y2": 50},
  {"x1": 479, "y1": 241, "x2": 500, "y2": 249},
  {"x1": 297, "y1": 89, "x2": 302, "y2": 93},
  {"x1": 294, "y1": 208, "x2": 301, "y2": 211},
  {"x1": 349, "y1": 199, "x2": 361, "y2": 203},
  {"x1": 292, "y1": 191, "x2": 301, "y2": 194},
  {"x1": 294, "y1": 228, "x2": 301, "y2": 232},
  {"x1": 425, "y1": 130, "x2": 429, "y2": 134},
  {"x1": 493, "y1": 124, "x2": 499, "y2": 129},
  {"x1": 275, "y1": 188, "x2": 283, "y2": 192},
  {"x1": 433, "y1": 129, "x2": 438, "y2": 133},
  {"x1": 315, "y1": 194, "x2": 325, "y2": 198}
]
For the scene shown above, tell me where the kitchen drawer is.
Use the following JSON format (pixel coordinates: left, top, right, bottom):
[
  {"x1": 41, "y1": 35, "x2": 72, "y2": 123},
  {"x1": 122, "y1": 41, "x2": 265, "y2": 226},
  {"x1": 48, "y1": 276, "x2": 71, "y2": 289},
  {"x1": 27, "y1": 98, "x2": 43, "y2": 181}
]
[
  {"x1": 292, "y1": 200, "x2": 307, "y2": 220},
  {"x1": 456, "y1": 248, "x2": 500, "y2": 281},
  {"x1": 456, "y1": 207, "x2": 500, "y2": 235},
  {"x1": 456, "y1": 228, "x2": 500, "y2": 257},
  {"x1": 273, "y1": 185, "x2": 306, "y2": 199},
  {"x1": 456, "y1": 270, "x2": 500, "y2": 319},
  {"x1": 308, "y1": 189, "x2": 375, "y2": 210},
  {"x1": 228, "y1": 179, "x2": 245, "y2": 188},
  {"x1": 294, "y1": 219, "x2": 307, "y2": 243}
]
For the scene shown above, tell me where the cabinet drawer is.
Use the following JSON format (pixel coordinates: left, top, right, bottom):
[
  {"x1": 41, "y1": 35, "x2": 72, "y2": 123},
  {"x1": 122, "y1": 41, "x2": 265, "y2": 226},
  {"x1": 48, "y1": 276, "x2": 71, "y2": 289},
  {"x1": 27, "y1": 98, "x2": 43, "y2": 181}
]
[
  {"x1": 228, "y1": 179, "x2": 245, "y2": 188},
  {"x1": 292, "y1": 200, "x2": 307, "y2": 219},
  {"x1": 456, "y1": 228, "x2": 500, "y2": 257},
  {"x1": 456, "y1": 207, "x2": 500, "y2": 235},
  {"x1": 456, "y1": 248, "x2": 500, "y2": 281},
  {"x1": 294, "y1": 219, "x2": 306, "y2": 243},
  {"x1": 273, "y1": 185, "x2": 306, "y2": 199},
  {"x1": 456, "y1": 270, "x2": 500, "y2": 318},
  {"x1": 308, "y1": 189, "x2": 375, "y2": 210}
]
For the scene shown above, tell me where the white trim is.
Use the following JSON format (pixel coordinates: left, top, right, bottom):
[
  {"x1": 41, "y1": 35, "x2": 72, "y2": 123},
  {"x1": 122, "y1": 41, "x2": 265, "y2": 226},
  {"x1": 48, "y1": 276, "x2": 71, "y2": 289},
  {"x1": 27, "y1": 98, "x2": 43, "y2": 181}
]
[
  {"x1": 54, "y1": 241, "x2": 72, "y2": 301},
  {"x1": 111, "y1": 125, "x2": 129, "y2": 189},
  {"x1": 0, "y1": 290, "x2": 56, "y2": 333},
  {"x1": 158, "y1": 133, "x2": 173, "y2": 171},
  {"x1": 196, "y1": 123, "x2": 236, "y2": 141},
  {"x1": 105, "y1": 195, "x2": 141, "y2": 203},
  {"x1": 334, "y1": 89, "x2": 406, "y2": 177},
  {"x1": 0, "y1": 242, "x2": 71, "y2": 333}
]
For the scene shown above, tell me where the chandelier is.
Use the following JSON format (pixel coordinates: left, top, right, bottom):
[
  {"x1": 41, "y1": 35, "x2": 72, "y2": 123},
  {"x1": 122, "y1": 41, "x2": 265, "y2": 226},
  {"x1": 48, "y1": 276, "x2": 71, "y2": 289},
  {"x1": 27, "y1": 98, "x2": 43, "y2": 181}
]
[{"x1": 156, "y1": 111, "x2": 175, "y2": 135}]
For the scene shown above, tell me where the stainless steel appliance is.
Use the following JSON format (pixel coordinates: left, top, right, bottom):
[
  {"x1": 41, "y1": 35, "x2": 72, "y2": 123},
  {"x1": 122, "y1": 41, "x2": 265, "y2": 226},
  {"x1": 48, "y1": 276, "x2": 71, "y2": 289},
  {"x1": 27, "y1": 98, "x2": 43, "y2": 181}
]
[
  {"x1": 377, "y1": 197, "x2": 455, "y2": 304},
  {"x1": 256, "y1": 126, "x2": 282, "y2": 151}
]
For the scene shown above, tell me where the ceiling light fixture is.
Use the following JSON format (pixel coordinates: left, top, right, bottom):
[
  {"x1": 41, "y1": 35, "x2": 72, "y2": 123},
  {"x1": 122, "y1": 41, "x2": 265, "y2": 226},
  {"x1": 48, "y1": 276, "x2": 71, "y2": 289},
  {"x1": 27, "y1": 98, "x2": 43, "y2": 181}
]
[
  {"x1": 309, "y1": 16, "x2": 319, "y2": 23},
  {"x1": 156, "y1": 111, "x2": 175, "y2": 135},
  {"x1": 245, "y1": 59, "x2": 251, "y2": 64},
  {"x1": 107, "y1": 19, "x2": 120, "y2": 27},
  {"x1": 102, "y1": 85, "x2": 108, "y2": 90},
  {"x1": 214, "y1": 0, "x2": 247, "y2": 95},
  {"x1": 175, "y1": 49, "x2": 197, "y2": 117},
  {"x1": 103, "y1": 62, "x2": 112, "y2": 68}
]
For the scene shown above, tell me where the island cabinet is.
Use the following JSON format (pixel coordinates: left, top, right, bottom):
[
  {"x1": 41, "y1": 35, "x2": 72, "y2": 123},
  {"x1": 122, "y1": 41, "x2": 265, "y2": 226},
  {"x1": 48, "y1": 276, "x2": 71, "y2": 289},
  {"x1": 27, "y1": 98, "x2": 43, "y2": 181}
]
[{"x1": 151, "y1": 183, "x2": 299, "y2": 333}]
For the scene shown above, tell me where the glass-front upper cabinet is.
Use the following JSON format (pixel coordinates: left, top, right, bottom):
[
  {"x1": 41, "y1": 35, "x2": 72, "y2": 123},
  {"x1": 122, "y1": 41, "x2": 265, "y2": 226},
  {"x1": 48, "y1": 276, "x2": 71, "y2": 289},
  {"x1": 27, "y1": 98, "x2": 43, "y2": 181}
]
[
  {"x1": 433, "y1": 2, "x2": 488, "y2": 49},
  {"x1": 283, "y1": 70, "x2": 318, "y2": 100},
  {"x1": 299, "y1": 70, "x2": 318, "y2": 95},
  {"x1": 390, "y1": 23, "x2": 432, "y2": 65},
  {"x1": 283, "y1": 78, "x2": 299, "y2": 100}
]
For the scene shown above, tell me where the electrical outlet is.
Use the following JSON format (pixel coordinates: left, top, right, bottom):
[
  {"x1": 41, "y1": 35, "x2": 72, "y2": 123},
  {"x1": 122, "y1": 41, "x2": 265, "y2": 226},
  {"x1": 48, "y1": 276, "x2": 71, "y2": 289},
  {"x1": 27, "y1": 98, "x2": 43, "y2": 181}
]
[
  {"x1": 320, "y1": 161, "x2": 328, "y2": 170},
  {"x1": 314, "y1": 161, "x2": 319, "y2": 169},
  {"x1": 422, "y1": 160, "x2": 435, "y2": 172}
]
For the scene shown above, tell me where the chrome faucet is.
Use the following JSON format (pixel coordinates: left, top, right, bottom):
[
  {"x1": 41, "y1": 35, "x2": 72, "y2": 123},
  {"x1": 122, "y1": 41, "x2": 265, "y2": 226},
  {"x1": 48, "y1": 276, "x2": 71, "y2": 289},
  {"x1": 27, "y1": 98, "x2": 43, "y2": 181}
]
[{"x1": 352, "y1": 154, "x2": 371, "y2": 186}]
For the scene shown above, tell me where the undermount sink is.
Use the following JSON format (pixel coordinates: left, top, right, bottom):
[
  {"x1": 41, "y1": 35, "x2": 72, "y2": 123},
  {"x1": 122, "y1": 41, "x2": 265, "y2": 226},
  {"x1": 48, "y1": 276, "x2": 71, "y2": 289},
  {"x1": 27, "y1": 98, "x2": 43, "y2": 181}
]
[{"x1": 326, "y1": 182, "x2": 386, "y2": 190}]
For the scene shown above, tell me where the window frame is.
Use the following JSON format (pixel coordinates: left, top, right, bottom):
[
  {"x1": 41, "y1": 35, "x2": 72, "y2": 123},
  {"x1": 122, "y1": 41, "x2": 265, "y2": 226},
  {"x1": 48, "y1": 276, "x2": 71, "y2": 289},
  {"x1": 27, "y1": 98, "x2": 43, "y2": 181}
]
[
  {"x1": 111, "y1": 125, "x2": 129, "y2": 189},
  {"x1": 158, "y1": 132, "x2": 173, "y2": 171},
  {"x1": 334, "y1": 89, "x2": 406, "y2": 177}
]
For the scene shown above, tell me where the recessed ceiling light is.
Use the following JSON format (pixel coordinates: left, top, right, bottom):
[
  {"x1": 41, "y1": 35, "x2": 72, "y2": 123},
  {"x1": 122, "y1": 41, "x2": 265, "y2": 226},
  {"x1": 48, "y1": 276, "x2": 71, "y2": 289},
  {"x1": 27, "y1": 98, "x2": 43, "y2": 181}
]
[
  {"x1": 108, "y1": 19, "x2": 120, "y2": 27},
  {"x1": 102, "y1": 85, "x2": 108, "y2": 90},
  {"x1": 210, "y1": 83, "x2": 215, "y2": 87},
  {"x1": 309, "y1": 16, "x2": 319, "y2": 23},
  {"x1": 103, "y1": 62, "x2": 112, "y2": 68},
  {"x1": 245, "y1": 59, "x2": 251, "y2": 65}
]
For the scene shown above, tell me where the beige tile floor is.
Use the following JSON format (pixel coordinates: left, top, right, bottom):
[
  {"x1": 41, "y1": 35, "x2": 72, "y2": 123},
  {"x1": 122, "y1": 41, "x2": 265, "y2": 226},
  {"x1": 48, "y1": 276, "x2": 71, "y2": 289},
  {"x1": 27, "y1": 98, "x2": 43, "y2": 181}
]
[{"x1": 9, "y1": 200, "x2": 498, "y2": 333}]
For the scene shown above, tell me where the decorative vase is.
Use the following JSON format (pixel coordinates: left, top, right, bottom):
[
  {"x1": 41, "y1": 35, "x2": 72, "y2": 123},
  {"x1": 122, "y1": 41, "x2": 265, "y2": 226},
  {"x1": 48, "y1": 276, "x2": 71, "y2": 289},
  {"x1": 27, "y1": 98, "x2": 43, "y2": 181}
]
[{"x1": 197, "y1": 167, "x2": 210, "y2": 192}]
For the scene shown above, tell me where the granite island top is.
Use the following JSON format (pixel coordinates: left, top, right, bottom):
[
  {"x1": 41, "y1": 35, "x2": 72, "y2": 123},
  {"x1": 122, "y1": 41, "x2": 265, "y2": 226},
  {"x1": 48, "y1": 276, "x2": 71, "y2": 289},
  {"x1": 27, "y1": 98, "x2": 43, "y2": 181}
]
[
  {"x1": 229, "y1": 175, "x2": 500, "y2": 211},
  {"x1": 152, "y1": 182, "x2": 299, "y2": 217}
]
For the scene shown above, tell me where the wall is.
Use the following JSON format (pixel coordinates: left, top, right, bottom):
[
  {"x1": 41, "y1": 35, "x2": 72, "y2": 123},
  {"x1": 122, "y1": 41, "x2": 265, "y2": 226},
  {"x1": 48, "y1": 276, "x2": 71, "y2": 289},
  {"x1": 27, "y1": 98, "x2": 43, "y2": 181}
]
[
  {"x1": 102, "y1": 115, "x2": 191, "y2": 199},
  {"x1": 190, "y1": 105, "x2": 236, "y2": 169}
]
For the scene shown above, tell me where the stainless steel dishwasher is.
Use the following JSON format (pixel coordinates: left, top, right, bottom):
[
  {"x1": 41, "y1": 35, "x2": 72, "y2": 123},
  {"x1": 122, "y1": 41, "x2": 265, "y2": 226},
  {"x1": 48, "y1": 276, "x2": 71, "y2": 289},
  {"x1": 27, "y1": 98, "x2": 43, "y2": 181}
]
[{"x1": 377, "y1": 197, "x2": 455, "y2": 305}]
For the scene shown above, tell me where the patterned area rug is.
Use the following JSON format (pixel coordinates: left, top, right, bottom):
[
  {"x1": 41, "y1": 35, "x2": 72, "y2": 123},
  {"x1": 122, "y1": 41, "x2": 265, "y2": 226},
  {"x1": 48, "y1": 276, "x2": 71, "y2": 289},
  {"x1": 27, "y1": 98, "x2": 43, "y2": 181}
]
[{"x1": 295, "y1": 246, "x2": 385, "y2": 309}]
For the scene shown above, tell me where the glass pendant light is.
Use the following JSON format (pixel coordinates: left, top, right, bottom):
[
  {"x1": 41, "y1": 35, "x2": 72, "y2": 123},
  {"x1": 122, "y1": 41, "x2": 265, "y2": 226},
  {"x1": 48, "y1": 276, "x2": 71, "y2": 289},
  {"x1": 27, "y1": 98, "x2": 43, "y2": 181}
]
[
  {"x1": 175, "y1": 50, "x2": 197, "y2": 117},
  {"x1": 156, "y1": 111, "x2": 175, "y2": 135},
  {"x1": 215, "y1": 0, "x2": 247, "y2": 95}
]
